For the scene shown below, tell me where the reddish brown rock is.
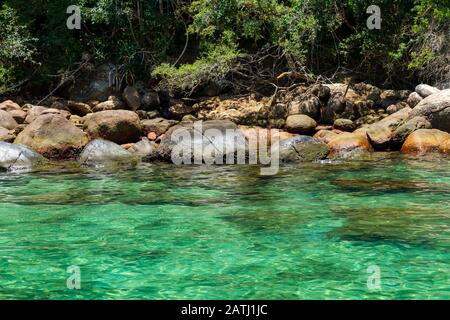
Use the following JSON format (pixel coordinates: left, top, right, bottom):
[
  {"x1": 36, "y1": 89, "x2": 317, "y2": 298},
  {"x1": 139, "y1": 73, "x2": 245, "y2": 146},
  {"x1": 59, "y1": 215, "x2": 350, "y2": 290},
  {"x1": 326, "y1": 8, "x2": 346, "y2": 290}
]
[
  {"x1": 440, "y1": 138, "x2": 450, "y2": 154},
  {"x1": 314, "y1": 130, "x2": 339, "y2": 144},
  {"x1": 147, "y1": 132, "x2": 157, "y2": 141},
  {"x1": 327, "y1": 132, "x2": 373, "y2": 157},
  {"x1": 401, "y1": 129, "x2": 450, "y2": 154}
]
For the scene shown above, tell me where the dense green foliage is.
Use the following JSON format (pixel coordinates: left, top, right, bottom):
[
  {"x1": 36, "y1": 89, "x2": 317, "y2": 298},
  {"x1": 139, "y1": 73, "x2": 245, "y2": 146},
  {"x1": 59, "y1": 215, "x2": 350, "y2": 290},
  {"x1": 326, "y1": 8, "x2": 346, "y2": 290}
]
[{"x1": 0, "y1": 0, "x2": 448, "y2": 95}]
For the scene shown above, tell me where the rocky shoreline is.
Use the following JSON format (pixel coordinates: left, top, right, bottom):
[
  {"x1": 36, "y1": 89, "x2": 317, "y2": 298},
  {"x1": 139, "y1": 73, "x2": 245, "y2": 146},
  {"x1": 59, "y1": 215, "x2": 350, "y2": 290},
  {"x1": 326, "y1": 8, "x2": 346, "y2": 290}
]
[{"x1": 1, "y1": 81, "x2": 449, "y2": 172}]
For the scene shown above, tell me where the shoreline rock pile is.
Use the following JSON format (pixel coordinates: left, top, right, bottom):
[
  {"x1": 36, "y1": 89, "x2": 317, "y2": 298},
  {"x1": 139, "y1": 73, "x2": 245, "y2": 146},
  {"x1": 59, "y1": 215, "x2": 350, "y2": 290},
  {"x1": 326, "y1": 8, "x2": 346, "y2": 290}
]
[{"x1": 1, "y1": 82, "x2": 449, "y2": 171}]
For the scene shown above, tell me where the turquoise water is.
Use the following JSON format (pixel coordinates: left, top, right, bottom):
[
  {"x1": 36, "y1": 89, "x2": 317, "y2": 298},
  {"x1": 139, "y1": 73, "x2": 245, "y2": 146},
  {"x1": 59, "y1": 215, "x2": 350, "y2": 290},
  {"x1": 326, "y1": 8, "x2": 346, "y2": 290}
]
[{"x1": 0, "y1": 154, "x2": 449, "y2": 299}]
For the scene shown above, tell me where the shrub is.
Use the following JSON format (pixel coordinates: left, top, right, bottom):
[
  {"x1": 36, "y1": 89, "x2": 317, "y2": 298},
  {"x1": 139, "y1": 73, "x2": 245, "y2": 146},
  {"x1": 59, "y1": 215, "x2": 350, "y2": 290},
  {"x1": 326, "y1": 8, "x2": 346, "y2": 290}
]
[{"x1": 0, "y1": 4, "x2": 36, "y2": 93}]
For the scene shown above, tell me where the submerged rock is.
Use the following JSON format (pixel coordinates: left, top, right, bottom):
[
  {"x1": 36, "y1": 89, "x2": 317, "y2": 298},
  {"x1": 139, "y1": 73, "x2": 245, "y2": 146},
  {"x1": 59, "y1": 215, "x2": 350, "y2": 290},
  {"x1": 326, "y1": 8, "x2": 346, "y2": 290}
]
[
  {"x1": 272, "y1": 136, "x2": 329, "y2": 163},
  {"x1": 331, "y1": 206, "x2": 447, "y2": 246},
  {"x1": 15, "y1": 114, "x2": 89, "y2": 159},
  {"x1": 0, "y1": 142, "x2": 46, "y2": 171},
  {"x1": 79, "y1": 139, "x2": 138, "y2": 165}
]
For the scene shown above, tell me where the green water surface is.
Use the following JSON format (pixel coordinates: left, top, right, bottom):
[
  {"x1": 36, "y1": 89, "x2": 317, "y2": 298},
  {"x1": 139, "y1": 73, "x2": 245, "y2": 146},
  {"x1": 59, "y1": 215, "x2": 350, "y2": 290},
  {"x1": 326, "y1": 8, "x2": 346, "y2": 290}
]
[{"x1": 0, "y1": 154, "x2": 449, "y2": 299}]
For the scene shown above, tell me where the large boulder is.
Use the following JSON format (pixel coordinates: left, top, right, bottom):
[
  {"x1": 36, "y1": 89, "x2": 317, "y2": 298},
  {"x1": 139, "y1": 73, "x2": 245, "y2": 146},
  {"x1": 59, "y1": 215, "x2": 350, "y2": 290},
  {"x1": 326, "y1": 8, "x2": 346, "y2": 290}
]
[
  {"x1": 415, "y1": 84, "x2": 440, "y2": 98},
  {"x1": 123, "y1": 85, "x2": 141, "y2": 111},
  {"x1": 83, "y1": 110, "x2": 142, "y2": 144},
  {"x1": 0, "y1": 142, "x2": 46, "y2": 171},
  {"x1": 141, "y1": 118, "x2": 179, "y2": 136},
  {"x1": 272, "y1": 136, "x2": 329, "y2": 162},
  {"x1": 366, "y1": 107, "x2": 412, "y2": 150},
  {"x1": 79, "y1": 139, "x2": 138, "y2": 165},
  {"x1": 327, "y1": 132, "x2": 373, "y2": 158},
  {"x1": 157, "y1": 120, "x2": 248, "y2": 163},
  {"x1": 409, "y1": 89, "x2": 450, "y2": 132},
  {"x1": 0, "y1": 110, "x2": 18, "y2": 130},
  {"x1": 391, "y1": 116, "x2": 432, "y2": 147},
  {"x1": 401, "y1": 129, "x2": 450, "y2": 154},
  {"x1": 15, "y1": 114, "x2": 89, "y2": 159},
  {"x1": 440, "y1": 138, "x2": 450, "y2": 154},
  {"x1": 285, "y1": 115, "x2": 317, "y2": 134}
]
